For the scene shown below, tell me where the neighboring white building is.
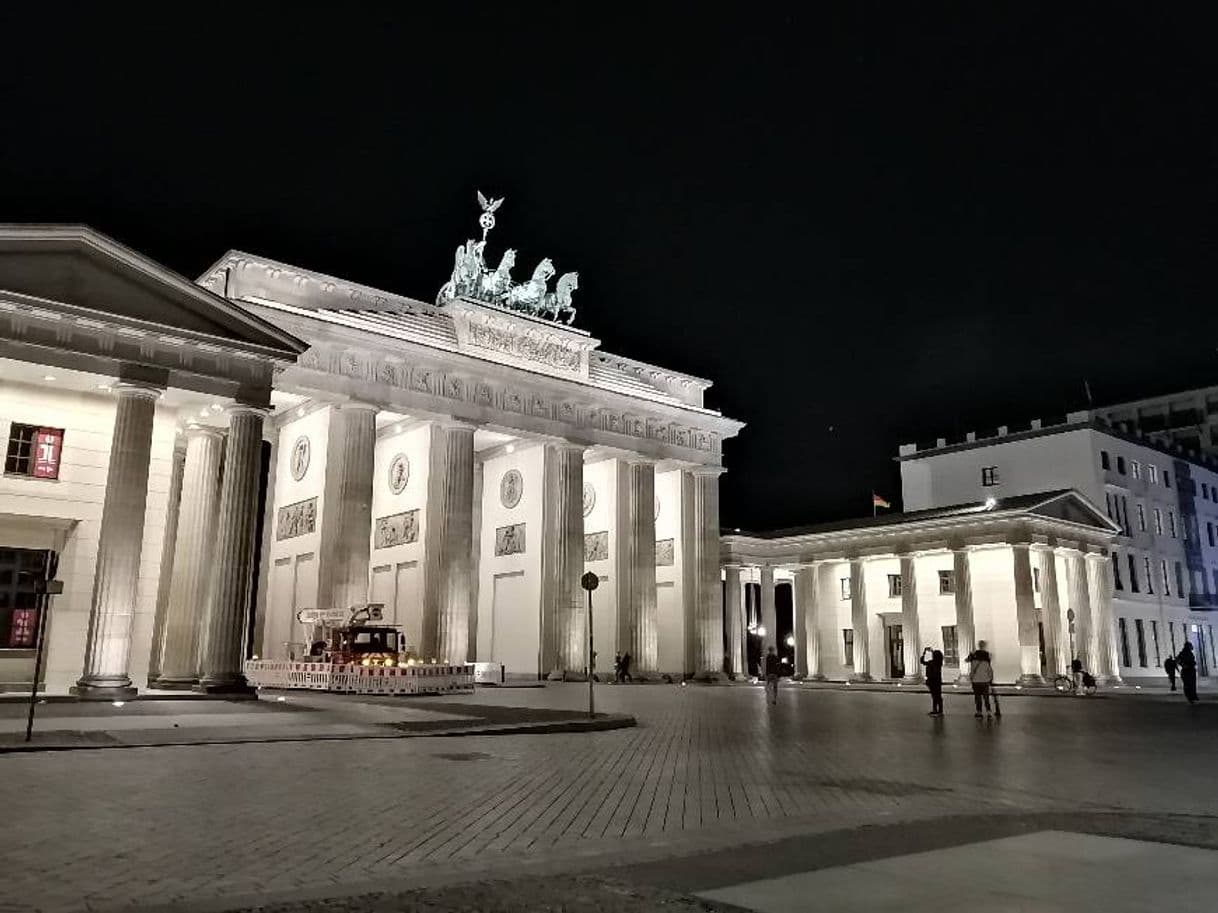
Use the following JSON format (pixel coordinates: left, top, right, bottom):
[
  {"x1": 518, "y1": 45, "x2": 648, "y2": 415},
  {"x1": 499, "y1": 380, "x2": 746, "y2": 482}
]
[
  {"x1": 723, "y1": 491, "x2": 1121, "y2": 686},
  {"x1": 1, "y1": 215, "x2": 743, "y2": 696},
  {"x1": 899, "y1": 411, "x2": 1218, "y2": 682}
]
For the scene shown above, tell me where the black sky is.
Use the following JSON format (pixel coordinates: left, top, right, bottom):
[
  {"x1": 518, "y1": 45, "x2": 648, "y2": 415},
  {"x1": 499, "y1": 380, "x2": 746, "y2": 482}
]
[{"x1": 2, "y1": 6, "x2": 1215, "y2": 531}]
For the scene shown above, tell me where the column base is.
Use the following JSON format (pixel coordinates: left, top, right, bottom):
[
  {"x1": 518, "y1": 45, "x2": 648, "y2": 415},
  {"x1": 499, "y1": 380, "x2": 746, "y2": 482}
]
[
  {"x1": 71, "y1": 679, "x2": 138, "y2": 701},
  {"x1": 693, "y1": 670, "x2": 727, "y2": 683},
  {"x1": 193, "y1": 676, "x2": 256, "y2": 697},
  {"x1": 148, "y1": 676, "x2": 198, "y2": 691},
  {"x1": 902, "y1": 674, "x2": 925, "y2": 685},
  {"x1": 1099, "y1": 675, "x2": 1125, "y2": 688},
  {"x1": 849, "y1": 672, "x2": 874, "y2": 683},
  {"x1": 955, "y1": 673, "x2": 973, "y2": 686},
  {"x1": 806, "y1": 673, "x2": 827, "y2": 682},
  {"x1": 1017, "y1": 673, "x2": 1046, "y2": 687}
]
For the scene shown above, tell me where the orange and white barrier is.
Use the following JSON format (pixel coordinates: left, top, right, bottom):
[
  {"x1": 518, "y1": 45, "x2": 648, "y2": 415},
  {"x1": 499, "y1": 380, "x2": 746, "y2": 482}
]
[{"x1": 244, "y1": 660, "x2": 474, "y2": 695}]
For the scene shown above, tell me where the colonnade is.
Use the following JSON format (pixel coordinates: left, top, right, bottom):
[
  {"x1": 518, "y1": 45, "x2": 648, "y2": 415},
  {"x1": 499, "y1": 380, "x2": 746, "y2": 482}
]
[
  {"x1": 73, "y1": 383, "x2": 269, "y2": 699},
  {"x1": 723, "y1": 542, "x2": 1122, "y2": 685}
]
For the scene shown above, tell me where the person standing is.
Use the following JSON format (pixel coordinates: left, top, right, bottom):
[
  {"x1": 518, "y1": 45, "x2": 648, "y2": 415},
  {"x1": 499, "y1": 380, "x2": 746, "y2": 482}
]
[
  {"x1": 1163, "y1": 653, "x2": 1178, "y2": 692},
  {"x1": 764, "y1": 645, "x2": 781, "y2": 705},
  {"x1": 1177, "y1": 642, "x2": 1199, "y2": 704},
  {"x1": 966, "y1": 640, "x2": 995, "y2": 718},
  {"x1": 620, "y1": 651, "x2": 633, "y2": 684},
  {"x1": 613, "y1": 652, "x2": 623, "y2": 684},
  {"x1": 920, "y1": 647, "x2": 944, "y2": 715},
  {"x1": 1071, "y1": 656, "x2": 1084, "y2": 696}
]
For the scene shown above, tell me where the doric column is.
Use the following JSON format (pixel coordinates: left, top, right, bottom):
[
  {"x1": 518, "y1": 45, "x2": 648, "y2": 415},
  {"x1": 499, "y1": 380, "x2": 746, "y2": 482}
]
[
  {"x1": 617, "y1": 459, "x2": 658, "y2": 675},
  {"x1": 1088, "y1": 551, "x2": 1122, "y2": 685},
  {"x1": 316, "y1": 402, "x2": 377, "y2": 611},
  {"x1": 689, "y1": 468, "x2": 725, "y2": 680},
  {"x1": 541, "y1": 441, "x2": 585, "y2": 677},
  {"x1": 1038, "y1": 547, "x2": 1065, "y2": 678},
  {"x1": 899, "y1": 553, "x2": 922, "y2": 682},
  {"x1": 952, "y1": 547, "x2": 976, "y2": 682},
  {"x1": 467, "y1": 459, "x2": 484, "y2": 661},
  {"x1": 793, "y1": 565, "x2": 819, "y2": 679},
  {"x1": 422, "y1": 422, "x2": 475, "y2": 663},
  {"x1": 196, "y1": 405, "x2": 266, "y2": 693},
  {"x1": 73, "y1": 381, "x2": 162, "y2": 700},
  {"x1": 848, "y1": 558, "x2": 872, "y2": 681},
  {"x1": 1012, "y1": 543, "x2": 1043, "y2": 684},
  {"x1": 1066, "y1": 549, "x2": 1094, "y2": 670},
  {"x1": 759, "y1": 566, "x2": 776, "y2": 653},
  {"x1": 151, "y1": 426, "x2": 224, "y2": 688},
  {"x1": 723, "y1": 565, "x2": 746, "y2": 678},
  {"x1": 147, "y1": 441, "x2": 186, "y2": 683}
]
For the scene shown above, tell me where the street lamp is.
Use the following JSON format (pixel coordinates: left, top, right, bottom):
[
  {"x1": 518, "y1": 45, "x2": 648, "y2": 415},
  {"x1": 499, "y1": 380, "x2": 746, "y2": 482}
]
[{"x1": 785, "y1": 634, "x2": 795, "y2": 647}]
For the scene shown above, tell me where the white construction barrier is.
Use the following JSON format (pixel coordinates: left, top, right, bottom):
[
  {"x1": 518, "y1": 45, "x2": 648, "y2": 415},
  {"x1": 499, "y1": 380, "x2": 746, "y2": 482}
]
[{"x1": 244, "y1": 661, "x2": 474, "y2": 695}]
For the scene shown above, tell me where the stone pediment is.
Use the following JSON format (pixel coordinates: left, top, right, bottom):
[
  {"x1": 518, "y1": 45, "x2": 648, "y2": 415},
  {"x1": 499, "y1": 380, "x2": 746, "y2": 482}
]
[{"x1": 0, "y1": 225, "x2": 301, "y2": 354}]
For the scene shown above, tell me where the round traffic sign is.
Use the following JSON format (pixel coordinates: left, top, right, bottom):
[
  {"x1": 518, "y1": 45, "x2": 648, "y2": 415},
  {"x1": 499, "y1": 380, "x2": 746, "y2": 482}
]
[{"x1": 581, "y1": 571, "x2": 600, "y2": 592}]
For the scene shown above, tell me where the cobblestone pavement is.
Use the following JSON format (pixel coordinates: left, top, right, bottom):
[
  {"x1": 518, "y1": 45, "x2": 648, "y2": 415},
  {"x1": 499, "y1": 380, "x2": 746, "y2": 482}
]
[{"x1": 1, "y1": 683, "x2": 1215, "y2": 912}]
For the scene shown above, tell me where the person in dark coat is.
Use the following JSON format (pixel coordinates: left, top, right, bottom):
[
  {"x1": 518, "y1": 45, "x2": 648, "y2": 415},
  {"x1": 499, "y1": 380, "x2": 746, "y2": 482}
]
[
  {"x1": 1177, "y1": 642, "x2": 1199, "y2": 703},
  {"x1": 764, "y1": 646, "x2": 782, "y2": 704},
  {"x1": 613, "y1": 652, "x2": 623, "y2": 683},
  {"x1": 1163, "y1": 654, "x2": 1178, "y2": 692},
  {"x1": 620, "y1": 651, "x2": 633, "y2": 683},
  {"x1": 920, "y1": 647, "x2": 944, "y2": 715}
]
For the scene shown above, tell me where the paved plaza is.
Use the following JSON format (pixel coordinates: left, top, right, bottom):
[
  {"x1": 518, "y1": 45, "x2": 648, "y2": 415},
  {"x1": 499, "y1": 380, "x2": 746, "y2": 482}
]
[{"x1": 1, "y1": 683, "x2": 1215, "y2": 912}]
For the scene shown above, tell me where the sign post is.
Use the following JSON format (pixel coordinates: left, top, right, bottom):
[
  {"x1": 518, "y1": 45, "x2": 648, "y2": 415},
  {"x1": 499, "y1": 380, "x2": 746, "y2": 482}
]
[
  {"x1": 25, "y1": 554, "x2": 63, "y2": 743},
  {"x1": 581, "y1": 571, "x2": 599, "y2": 719}
]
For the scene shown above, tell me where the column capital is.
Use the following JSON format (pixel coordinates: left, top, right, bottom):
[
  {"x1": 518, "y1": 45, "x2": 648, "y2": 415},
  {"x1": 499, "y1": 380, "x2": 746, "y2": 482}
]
[
  {"x1": 183, "y1": 421, "x2": 226, "y2": 441},
  {"x1": 112, "y1": 379, "x2": 163, "y2": 400},
  {"x1": 332, "y1": 399, "x2": 380, "y2": 414},
  {"x1": 687, "y1": 464, "x2": 726, "y2": 479},
  {"x1": 431, "y1": 418, "x2": 479, "y2": 434},
  {"x1": 225, "y1": 403, "x2": 271, "y2": 419}
]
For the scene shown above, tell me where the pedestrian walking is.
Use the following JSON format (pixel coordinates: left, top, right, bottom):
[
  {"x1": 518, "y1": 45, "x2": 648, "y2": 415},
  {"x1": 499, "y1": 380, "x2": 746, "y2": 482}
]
[
  {"x1": 1071, "y1": 656, "x2": 1084, "y2": 695},
  {"x1": 620, "y1": 651, "x2": 633, "y2": 684},
  {"x1": 764, "y1": 645, "x2": 781, "y2": 704},
  {"x1": 966, "y1": 640, "x2": 995, "y2": 718},
  {"x1": 920, "y1": 647, "x2": 944, "y2": 715},
  {"x1": 1163, "y1": 654, "x2": 1178, "y2": 692},
  {"x1": 1177, "y1": 642, "x2": 1199, "y2": 703},
  {"x1": 613, "y1": 652, "x2": 623, "y2": 684}
]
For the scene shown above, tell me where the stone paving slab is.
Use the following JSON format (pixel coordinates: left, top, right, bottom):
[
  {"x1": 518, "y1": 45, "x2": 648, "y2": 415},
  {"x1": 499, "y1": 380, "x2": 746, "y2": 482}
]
[{"x1": 2, "y1": 685, "x2": 1216, "y2": 912}]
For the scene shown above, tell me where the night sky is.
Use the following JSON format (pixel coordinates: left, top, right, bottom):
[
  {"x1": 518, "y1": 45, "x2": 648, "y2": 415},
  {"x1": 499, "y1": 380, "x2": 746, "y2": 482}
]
[{"x1": 2, "y1": 7, "x2": 1214, "y2": 531}]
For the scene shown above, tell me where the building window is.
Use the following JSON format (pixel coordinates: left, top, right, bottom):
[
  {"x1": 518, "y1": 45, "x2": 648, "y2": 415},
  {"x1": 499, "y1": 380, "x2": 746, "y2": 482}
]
[
  {"x1": 1144, "y1": 556, "x2": 1154, "y2": 594},
  {"x1": 1169, "y1": 621, "x2": 1177, "y2": 653},
  {"x1": 1136, "y1": 503, "x2": 1146, "y2": 532},
  {"x1": 1169, "y1": 511, "x2": 1177, "y2": 538},
  {"x1": 887, "y1": 574, "x2": 902, "y2": 598},
  {"x1": 1154, "y1": 508, "x2": 1164, "y2": 536},
  {"x1": 1161, "y1": 559, "x2": 1171, "y2": 597},
  {"x1": 842, "y1": 629, "x2": 854, "y2": 667},
  {"x1": 1117, "y1": 456, "x2": 1127, "y2": 475},
  {"x1": 1100, "y1": 450, "x2": 1111, "y2": 470},
  {"x1": 1204, "y1": 483, "x2": 1211, "y2": 500},
  {"x1": 1118, "y1": 618, "x2": 1132, "y2": 667},
  {"x1": 1131, "y1": 460, "x2": 1141, "y2": 480},
  {"x1": 1164, "y1": 470, "x2": 1172, "y2": 488},
  {"x1": 938, "y1": 570, "x2": 955, "y2": 594},
  {"x1": 0, "y1": 548, "x2": 48, "y2": 647},
  {"x1": 941, "y1": 625, "x2": 959, "y2": 665},
  {"x1": 1128, "y1": 554, "x2": 1140, "y2": 593},
  {"x1": 1212, "y1": 569, "x2": 1218, "y2": 595},
  {"x1": 1121, "y1": 497, "x2": 1130, "y2": 535},
  {"x1": 840, "y1": 577, "x2": 851, "y2": 601},
  {"x1": 1135, "y1": 619, "x2": 1148, "y2": 668},
  {"x1": 1148, "y1": 464, "x2": 1159, "y2": 485},
  {"x1": 1112, "y1": 553, "x2": 1123, "y2": 591},
  {"x1": 1175, "y1": 562, "x2": 1185, "y2": 597},
  {"x1": 1033, "y1": 566, "x2": 1041, "y2": 592},
  {"x1": 4, "y1": 424, "x2": 65, "y2": 480},
  {"x1": 981, "y1": 466, "x2": 1000, "y2": 487},
  {"x1": 1208, "y1": 523, "x2": 1215, "y2": 548},
  {"x1": 1151, "y1": 620, "x2": 1162, "y2": 667}
]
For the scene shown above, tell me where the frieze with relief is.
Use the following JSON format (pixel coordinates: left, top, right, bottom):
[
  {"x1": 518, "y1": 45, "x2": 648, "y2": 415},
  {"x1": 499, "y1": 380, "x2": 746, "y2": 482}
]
[
  {"x1": 655, "y1": 538, "x2": 675, "y2": 566},
  {"x1": 374, "y1": 509, "x2": 419, "y2": 549},
  {"x1": 495, "y1": 523, "x2": 526, "y2": 556},
  {"x1": 276, "y1": 497, "x2": 317, "y2": 541}
]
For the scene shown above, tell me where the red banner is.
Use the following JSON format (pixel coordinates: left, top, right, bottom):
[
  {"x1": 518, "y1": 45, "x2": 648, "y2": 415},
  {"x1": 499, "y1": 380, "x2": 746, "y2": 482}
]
[{"x1": 32, "y1": 428, "x2": 63, "y2": 479}]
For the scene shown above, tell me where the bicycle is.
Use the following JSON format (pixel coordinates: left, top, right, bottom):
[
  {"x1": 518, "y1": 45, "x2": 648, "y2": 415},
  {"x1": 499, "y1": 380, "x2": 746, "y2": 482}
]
[{"x1": 1053, "y1": 670, "x2": 1096, "y2": 695}]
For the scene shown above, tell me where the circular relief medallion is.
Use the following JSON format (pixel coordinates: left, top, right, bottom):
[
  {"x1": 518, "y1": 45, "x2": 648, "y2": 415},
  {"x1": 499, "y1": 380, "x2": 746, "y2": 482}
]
[
  {"x1": 582, "y1": 483, "x2": 596, "y2": 518},
  {"x1": 654, "y1": 496, "x2": 661, "y2": 520},
  {"x1": 500, "y1": 469, "x2": 524, "y2": 509},
  {"x1": 290, "y1": 435, "x2": 310, "y2": 481},
  {"x1": 388, "y1": 453, "x2": 410, "y2": 494}
]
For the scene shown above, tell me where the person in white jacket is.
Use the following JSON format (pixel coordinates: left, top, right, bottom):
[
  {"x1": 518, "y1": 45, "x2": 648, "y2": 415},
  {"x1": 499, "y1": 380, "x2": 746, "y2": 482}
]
[{"x1": 966, "y1": 641, "x2": 998, "y2": 718}]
